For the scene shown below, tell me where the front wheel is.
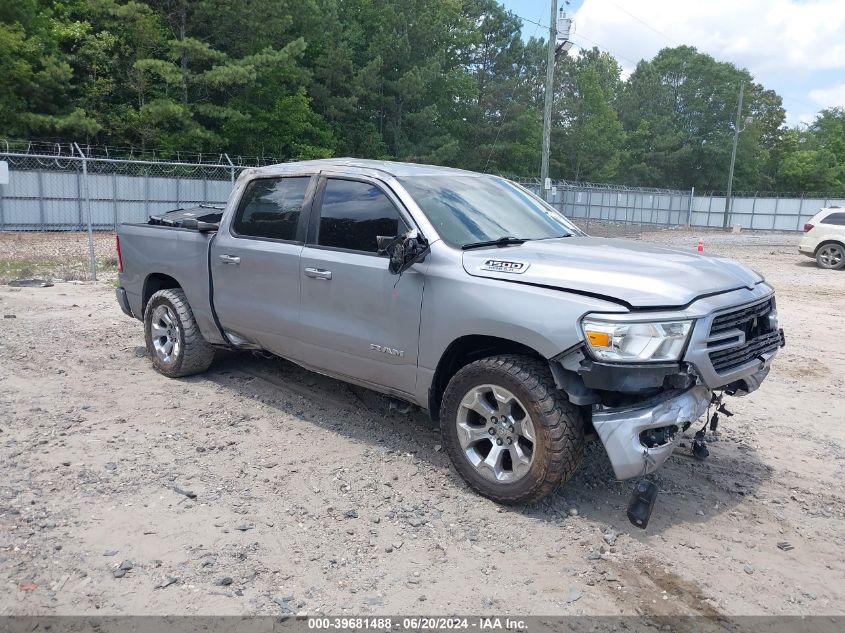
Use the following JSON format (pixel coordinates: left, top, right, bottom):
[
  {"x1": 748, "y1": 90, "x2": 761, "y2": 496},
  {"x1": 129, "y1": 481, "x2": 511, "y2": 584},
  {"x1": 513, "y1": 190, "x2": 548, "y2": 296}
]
[
  {"x1": 816, "y1": 243, "x2": 845, "y2": 270},
  {"x1": 439, "y1": 355, "x2": 585, "y2": 504},
  {"x1": 144, "y1": 288, "x2": 215, "y2": 377}
]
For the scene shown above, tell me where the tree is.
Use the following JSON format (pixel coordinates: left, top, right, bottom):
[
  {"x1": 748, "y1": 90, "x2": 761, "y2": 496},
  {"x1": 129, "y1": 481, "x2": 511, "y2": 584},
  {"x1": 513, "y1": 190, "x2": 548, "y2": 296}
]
[
  {"x1": 773, "y1": 114, "x2": 845, "y2": 192},
  {"x1": 0, "y1": 0, "x2": 100, "y2": 138},
  {"x1": 618, "y1": 46, "x2": 785, "y2": 191},
  {"x1": 452, "y1": 0, "x2": 542, "y2": 175},
  {"x1": 0, "y1": 0, "x2": 839, "y2": 195},
  {"x1": 552, "y1": 48, "x2": 625, "y2": 181}
]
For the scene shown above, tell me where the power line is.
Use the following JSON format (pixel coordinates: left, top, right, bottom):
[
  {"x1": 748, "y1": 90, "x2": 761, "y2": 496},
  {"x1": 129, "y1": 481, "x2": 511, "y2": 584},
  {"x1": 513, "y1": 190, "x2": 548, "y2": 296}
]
[
  {"x1": 513, "y1": 14, "x2": 549, "y2": 31},
  {"x1": 571, "y1": 31, "x2": 640, "y2": 66},
  {"x1": 483, "y1": 3, "x2": 549, "y2": 172},
  {"x1": 607, "y1": 0, "x2": 680, "y2": 46},
  {"x1": 511, "y1": 9, "x2": 643, "y2": 69}
]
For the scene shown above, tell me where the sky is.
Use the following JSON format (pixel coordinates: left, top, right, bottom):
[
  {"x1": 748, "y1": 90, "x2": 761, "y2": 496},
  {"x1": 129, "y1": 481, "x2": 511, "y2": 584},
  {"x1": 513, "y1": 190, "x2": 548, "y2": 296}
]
[{"x1": 500, "y1": 0, "x2": 845, "y2": 126}]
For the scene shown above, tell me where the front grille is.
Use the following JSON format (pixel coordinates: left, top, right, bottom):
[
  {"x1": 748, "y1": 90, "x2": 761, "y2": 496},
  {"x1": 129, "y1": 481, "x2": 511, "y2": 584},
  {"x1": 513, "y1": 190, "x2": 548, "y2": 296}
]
[
  {"x1": 708, "y1": 297, "x2": 780, "y2": 374},
  {"x1": 710, "y1": 297, "x2": 774, "y2": 334}
]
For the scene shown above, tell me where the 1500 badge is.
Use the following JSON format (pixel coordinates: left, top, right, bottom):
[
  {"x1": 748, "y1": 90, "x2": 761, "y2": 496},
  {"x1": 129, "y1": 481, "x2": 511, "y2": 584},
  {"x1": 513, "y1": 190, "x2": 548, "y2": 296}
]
[{"x1": 479, "y1": 259, "x2": 529, "y2": 274}]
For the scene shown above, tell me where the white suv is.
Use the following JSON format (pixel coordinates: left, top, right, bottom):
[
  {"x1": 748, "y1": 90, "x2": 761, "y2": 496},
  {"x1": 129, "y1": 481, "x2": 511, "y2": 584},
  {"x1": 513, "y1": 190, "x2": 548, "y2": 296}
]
[{"x1": 799, "y1": 207, "x2": 845, "y2": 270}]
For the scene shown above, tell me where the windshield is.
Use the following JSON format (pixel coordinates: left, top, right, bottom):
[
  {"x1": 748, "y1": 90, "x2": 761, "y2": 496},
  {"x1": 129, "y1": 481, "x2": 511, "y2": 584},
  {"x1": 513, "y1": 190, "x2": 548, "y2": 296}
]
[{"x1": 398, "y1": 175, "x2": 583, "y2": 247}]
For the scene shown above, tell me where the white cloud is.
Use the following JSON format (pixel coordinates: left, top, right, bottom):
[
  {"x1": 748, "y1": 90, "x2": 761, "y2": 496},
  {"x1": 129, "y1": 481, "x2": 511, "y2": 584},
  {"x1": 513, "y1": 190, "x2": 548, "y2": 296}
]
[
  {"x1": 572, "y1": 0, "x2": 845, "y2": 106},
  {"x1": 808, "y1": 83, "x2": 845, "y2": 109}
]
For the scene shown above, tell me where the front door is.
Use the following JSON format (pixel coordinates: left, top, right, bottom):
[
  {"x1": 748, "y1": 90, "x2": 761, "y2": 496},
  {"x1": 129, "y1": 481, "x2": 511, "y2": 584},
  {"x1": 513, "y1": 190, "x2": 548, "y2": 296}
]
[
  {"x1": 298, "y1": 176, "x2": 425, "y2": 396},
  {"x1": 211, "y1": 175, "x2": 315, "y2": 358}
]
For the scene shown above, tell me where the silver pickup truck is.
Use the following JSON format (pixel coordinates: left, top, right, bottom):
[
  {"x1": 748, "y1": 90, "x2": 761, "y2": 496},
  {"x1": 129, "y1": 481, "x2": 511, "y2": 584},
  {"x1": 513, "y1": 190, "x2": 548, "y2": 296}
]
[{"x1": 116, "y1": 159, "x2": 784, "y2": 521}]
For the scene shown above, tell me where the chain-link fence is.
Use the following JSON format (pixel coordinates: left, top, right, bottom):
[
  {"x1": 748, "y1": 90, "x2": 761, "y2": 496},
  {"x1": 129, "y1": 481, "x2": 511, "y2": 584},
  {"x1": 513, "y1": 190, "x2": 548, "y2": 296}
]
[
  {"x1": 513, "y1": 178, "x2": 845, "y2": 238},
  {"x1": 0, "y1": 141, "x2": 279, "y2": 282},
  {"x1": 2, "y1": 140, "x2": 844, "y2": 282}
]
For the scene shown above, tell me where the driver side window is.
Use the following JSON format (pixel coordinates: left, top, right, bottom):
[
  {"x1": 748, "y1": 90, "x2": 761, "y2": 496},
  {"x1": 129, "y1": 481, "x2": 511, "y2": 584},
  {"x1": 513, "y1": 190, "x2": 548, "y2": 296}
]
[{"x1": 316, "y1": 179, "x2": 407, "y2": 254}]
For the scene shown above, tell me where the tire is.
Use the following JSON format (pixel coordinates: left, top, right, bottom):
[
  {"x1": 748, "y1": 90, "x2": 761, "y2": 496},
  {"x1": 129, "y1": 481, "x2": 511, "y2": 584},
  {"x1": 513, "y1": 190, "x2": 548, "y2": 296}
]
[
  {"x1": 439, "y1": 355, "x2": 585, "y2": 504},
  {"x1": 144, "y1": 288, "x2": 215, "y2": 377},
  {"x1": 815, "y1": 243, "x2": 845, "y2": 270}
]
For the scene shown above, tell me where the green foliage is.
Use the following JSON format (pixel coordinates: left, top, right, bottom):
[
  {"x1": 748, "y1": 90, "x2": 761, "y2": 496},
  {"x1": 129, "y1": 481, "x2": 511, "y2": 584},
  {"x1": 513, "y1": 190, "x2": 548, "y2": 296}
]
[{"x1": 0, "y1": 1, "x2": 842, "y2": 193}]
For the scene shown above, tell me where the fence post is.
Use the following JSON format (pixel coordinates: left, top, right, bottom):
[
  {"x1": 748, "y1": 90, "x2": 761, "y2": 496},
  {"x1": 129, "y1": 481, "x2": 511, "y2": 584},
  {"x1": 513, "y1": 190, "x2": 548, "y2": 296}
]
[
  {"x1": 666, "y1": 193, "x2": 675, "y2": 226},
  {"x1": 707, "y1": 193, "x2": 714, "y2": 228},
  {"x1": 76, "y1": 170, "x2": 84, "y2": 230},
  {"x1": 686, "y1": 187, "x2": 694, "y2": 227},
  {"x1": 0, "y1": 177, "x2": 5, "y2": 231},
  {"x1": 750, "y1": 192, "x2": 757, "y2": 230},
  {"x1": 796, "y1": 193, "x2": 804, "y2": 231},
  {"x1": 37, "y1": 169, "x2": 46, "y2": 231},
  {"x1": 112, "y1": 171, "x2": 118, "y2": 229},
  {"x1": 224, "y1": 153, "x2": 235, "y2": 186},
  {"x1": 73, "y1": 143, "x2": 97, "y2": 281}
]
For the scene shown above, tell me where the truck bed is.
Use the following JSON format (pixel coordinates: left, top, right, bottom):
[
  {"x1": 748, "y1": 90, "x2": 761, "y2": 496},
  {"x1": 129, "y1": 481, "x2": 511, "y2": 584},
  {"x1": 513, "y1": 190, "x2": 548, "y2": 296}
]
[{"x1": 116, "y1": 221, "x2": 226, "y2": 345}]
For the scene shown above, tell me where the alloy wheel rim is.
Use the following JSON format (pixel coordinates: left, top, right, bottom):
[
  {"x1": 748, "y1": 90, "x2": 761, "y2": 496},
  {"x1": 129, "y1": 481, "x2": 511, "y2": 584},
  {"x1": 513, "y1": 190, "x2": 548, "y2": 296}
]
[
  {"x1": 820, "y1": 246, "x2": 842, "y2": 267},
  {"x1": 456, "y1": 384, "x2": 536, "y2": 483},
  {"x1": 150, "y1": 305, "x2": 181, "y2": 364}
]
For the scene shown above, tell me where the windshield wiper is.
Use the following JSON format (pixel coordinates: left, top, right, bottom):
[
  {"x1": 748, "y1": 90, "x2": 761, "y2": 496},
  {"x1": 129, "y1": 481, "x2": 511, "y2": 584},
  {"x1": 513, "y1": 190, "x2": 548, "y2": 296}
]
[{"x1": 462, "y1": 236, "x2": 527, "y2": 250}]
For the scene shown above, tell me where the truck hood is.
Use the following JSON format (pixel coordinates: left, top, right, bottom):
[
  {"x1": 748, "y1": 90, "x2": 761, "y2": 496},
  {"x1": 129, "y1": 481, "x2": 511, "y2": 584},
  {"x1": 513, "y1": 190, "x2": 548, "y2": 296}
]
[{"x1": 461, "y1": 236, "x2": 763, "y2": 308}]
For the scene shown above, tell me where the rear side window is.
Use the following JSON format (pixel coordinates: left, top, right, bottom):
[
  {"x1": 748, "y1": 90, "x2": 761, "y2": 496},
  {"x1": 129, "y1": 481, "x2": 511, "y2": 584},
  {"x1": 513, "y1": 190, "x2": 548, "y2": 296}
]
[
  {"x1": 233, "y1": 177, "x2": 311, "y2": 240},
  {"x1": 820, "y1": 212, "x2": 845, "y2": 226},
  {"x1": 317, "y1": 179, "x2": 406, "y2": 253}
]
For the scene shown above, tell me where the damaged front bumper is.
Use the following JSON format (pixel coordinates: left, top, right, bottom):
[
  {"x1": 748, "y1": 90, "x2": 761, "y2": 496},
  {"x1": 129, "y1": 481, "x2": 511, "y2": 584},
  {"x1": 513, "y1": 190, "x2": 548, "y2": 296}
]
[
  {"x1": 591, "y1": 363, "x2": 772, "y2": 480},
  {"x1": 592, "y1": 385, "x2": 711, "y2": 480}
]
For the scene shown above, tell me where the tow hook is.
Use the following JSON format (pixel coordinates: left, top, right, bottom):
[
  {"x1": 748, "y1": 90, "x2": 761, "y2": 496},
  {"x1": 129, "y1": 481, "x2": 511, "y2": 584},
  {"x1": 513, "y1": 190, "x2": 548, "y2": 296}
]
[
  {"x1": 692, "y1": 430, "x2": 710, "y2": 460},
  {"x1": 627, "y1": 452, "x2": 659, "y2": 529},
  {"x1": 627, "y1": 479, "x2": 659, "y2": 529}
]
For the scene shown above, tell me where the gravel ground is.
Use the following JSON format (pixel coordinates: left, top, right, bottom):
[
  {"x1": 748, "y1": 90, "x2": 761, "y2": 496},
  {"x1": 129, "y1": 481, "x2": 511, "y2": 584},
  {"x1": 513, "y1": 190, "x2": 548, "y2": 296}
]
[
  {"x1": 0, "y1": 232, "x2": 117, "y2": 284},
  {"x1": 0, "y1": 230, "x2": 843, "y2": 616}
]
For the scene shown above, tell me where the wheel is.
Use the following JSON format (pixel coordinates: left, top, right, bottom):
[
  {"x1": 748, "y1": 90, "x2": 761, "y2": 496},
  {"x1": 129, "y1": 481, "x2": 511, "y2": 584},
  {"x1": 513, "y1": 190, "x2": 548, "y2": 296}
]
[
  {"x1": 439, "y1": 355, "x2": 585, "y2": 504},
  {"x1": 144, "y1": 288, "x2": 215, "y2": 377},
  {"x1": 816, "y1": 243, "x2": 845, "y2": 270}
]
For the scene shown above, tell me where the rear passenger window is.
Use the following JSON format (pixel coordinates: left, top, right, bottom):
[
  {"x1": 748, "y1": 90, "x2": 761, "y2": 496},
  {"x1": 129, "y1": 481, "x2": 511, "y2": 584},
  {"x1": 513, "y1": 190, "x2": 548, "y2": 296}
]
[
  {"x1": 820, "y1": 212, "x2": 845, "y2": 226},
  {"x1": 233, "y1": 177, "x2": 311, "y2": 240},
  {"x1": 317, "y1": 179, "x2": 406, "y2": 253}
]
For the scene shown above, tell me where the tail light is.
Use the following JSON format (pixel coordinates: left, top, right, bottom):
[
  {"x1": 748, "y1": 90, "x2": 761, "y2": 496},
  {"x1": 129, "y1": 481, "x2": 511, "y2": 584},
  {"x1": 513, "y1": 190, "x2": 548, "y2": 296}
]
[
  {"x1": 116, "y1": 235, "x2": 124, "y2": 273},
  {"x1": 803, "y1": 223, "x2": 814, "y2": 232}
]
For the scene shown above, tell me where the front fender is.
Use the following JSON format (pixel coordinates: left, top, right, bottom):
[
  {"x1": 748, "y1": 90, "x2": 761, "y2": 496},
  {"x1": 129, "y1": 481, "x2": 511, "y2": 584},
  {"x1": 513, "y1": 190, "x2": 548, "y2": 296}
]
[{"x1": 414, "y1": 265, "x2": 626, "y2": 405}]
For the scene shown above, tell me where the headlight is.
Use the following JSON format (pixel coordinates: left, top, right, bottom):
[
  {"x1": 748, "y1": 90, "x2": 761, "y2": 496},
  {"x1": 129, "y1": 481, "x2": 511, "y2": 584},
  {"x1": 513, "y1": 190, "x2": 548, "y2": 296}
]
[{"x1": 581, "y1": 318, "x2": 693, "y2": 362}]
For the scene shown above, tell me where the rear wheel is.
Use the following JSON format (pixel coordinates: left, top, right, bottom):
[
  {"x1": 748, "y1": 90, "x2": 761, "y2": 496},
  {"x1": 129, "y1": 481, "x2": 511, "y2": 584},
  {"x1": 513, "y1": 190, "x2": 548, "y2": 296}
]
[
  {"x1": 816, "y1": 243, "x2": 845, "y2": 270},
  {"x1": 144, "y1": 288, "x2": 215, "y2": 377},
  {"x1": 439, "y1": 355, "x2": 584, "y2": 504}
]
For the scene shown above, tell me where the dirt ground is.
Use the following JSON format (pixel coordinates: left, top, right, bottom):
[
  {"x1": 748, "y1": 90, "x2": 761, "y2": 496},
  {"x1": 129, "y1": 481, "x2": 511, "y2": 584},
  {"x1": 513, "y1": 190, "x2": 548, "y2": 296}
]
[
  {"x1": 0, "y1": 229, "x2": 843, "y2": 617},
  {"x1": 0, "y1": 232, "x2": 118, "y2": 284}
]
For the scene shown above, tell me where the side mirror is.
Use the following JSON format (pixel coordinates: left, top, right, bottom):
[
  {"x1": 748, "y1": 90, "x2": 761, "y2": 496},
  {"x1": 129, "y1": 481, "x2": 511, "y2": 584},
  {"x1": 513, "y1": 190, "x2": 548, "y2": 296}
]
[{"x1": 377, "y1": 229, "x2": 429, "y2": 275}]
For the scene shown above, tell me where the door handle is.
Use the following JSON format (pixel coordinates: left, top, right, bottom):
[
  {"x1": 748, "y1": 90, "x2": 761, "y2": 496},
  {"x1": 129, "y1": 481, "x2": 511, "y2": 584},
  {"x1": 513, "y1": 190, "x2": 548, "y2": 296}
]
[
  {"x1": 218, "y1": 254, "x2": 241, "y2": 265},
  {"x1": 304, "y1": 267, "x2": 332, "y2": 280}
]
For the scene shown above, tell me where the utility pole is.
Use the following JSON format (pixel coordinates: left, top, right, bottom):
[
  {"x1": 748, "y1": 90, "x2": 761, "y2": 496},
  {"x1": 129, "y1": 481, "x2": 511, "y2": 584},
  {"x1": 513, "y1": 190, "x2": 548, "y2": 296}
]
[
  {"x1": 540, "y1": 0, "x2": 558, "y2": 201},
  {"x1": 541, "y1": 5, "x2": 573, "y2": 202},
  {"x1": 722, "y1": 81, "x2": 744, "y2": 230}
]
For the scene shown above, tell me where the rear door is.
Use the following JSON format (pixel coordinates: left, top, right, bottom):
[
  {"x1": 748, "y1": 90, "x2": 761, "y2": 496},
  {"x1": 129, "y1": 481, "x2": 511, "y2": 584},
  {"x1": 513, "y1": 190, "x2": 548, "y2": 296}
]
[
  {"x1": 298, "y1": 175, "x2": 426, "y2": 396},
  {"x1": 211, "y1": 174, "x2": 316, "y2": 358}
]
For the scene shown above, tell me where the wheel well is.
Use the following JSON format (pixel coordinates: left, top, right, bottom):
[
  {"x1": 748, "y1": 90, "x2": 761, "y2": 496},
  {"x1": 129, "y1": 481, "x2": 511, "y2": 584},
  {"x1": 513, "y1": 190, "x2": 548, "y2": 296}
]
[
  {"x1": 815, "y1": 239, "x2": 845, "y2": 255},
  {"x1": 429, "y1": 335, "x2": 544, "y2": 420},
  {"x1": 142, "y1": 273, "x2": 181, "y2": 313}
]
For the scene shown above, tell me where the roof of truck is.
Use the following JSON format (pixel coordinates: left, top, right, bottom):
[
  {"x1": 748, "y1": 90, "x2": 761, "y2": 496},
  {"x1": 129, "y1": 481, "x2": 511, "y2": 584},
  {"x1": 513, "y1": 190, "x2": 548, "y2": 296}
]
[{"x1": 252, "y1": 158, "x2": 491, "y2": 179}]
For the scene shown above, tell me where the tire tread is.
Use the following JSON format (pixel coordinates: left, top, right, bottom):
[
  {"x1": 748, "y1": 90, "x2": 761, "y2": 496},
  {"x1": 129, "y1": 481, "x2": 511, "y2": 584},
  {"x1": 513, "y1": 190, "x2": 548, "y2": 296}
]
[
  {"x1": 145, "y1": 288, "x2": 215, "y2": 377},
  {"x1": 439, "y1": 354, "x2": 584, "y2": 505}
]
